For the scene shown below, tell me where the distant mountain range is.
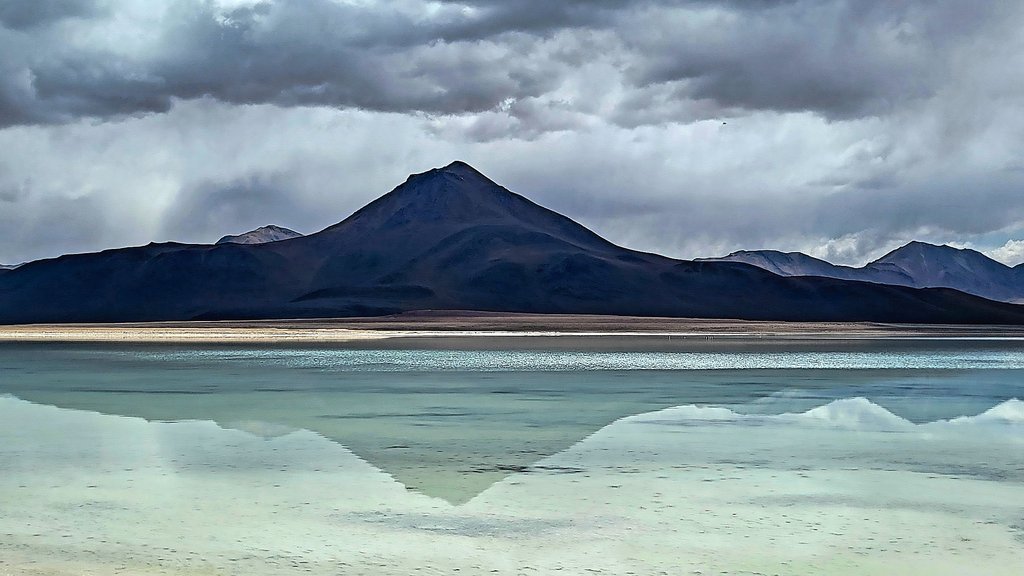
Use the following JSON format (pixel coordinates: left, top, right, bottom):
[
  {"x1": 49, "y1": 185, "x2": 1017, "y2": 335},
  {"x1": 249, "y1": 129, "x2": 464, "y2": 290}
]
[
  {"x1": 217, "y1": 225, "x2": 303, "y2": 245},
  {"x1": 700, "y1": 242, "x2": 1024, "y2": 303},
  {"x1": 1, "y1": 161, "x2": 1023, "y2": 324}
]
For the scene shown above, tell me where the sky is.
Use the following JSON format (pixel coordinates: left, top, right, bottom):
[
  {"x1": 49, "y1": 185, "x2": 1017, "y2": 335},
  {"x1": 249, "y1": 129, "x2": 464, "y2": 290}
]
[{"x1": 1, "y1": 0, "x2": 1023, "y2": 266}]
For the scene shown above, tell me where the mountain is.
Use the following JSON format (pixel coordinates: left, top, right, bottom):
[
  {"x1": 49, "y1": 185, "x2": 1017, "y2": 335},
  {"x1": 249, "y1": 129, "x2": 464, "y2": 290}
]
[
  {"x1": 704, "y1": 241, "x2": 1024, "y2": 303},
  {"x1": 870, "y1": 242, "x2": 1024, "y2": 302},
  {"x1": 699, "y1": 250, "x2": 916, "y2": 287},
  {"x1": 2, "y1": 161, "x2": 1024, "y2": 324},
  {"x1": 697, "y1": 250, "x2": 870, "y2": 280},
  {"x1": 216, "y1": 225, "x2": 303, "y2": 245}
]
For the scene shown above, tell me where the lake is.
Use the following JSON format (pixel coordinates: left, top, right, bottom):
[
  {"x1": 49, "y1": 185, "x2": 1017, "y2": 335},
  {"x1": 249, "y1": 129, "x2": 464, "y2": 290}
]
[{"x1": 2, "y1": 338, "x2": 1023, "y2": 575}]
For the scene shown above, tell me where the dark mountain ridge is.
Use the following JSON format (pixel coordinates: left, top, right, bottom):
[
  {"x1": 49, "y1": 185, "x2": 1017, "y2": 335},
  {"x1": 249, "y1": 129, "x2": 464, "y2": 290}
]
[
  {"x1": 2, "y1": 161, "x2": 1024, "y2": 324},
  {"x1": 704, "y1": 241, "x2": 1024, "y2": 303}
]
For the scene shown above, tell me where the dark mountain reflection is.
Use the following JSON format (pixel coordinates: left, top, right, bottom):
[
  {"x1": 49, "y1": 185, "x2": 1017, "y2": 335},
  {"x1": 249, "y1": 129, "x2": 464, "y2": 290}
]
[{"x1": 3, "y1": 342, "x2": 1023, "y2": 503}]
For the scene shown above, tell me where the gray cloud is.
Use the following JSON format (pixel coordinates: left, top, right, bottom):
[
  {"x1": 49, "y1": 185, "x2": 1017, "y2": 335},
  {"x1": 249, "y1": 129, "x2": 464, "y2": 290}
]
[
  {"x1": 0, "y1": 0, "x2": 103, "y2": 30},
  {"x1": 0, "y1": 0, "x2": 1023, "y2": 269},
  {"x1": 429, "y1": 0, "x2": 636, "y2": 40},
  {"x1": 161, "y1": 173, "x2": 326, "y2": 244},
  {"x1": 0, "y1": 0, "x2": 569, "y2": 127},
  {"x1": 622, "y1": 1, "x2": 1014, "y2": 119},
  {"x1": 0, "y1": 192, "x2": 105, "y2": 264},
  {"x1": 0, "y1": 182, "x2": 28, "y2": 203},
  {"x1": 3, "y1": 0, "x2": 1016, "y2": 130},
  {"x1": 815, "y1": 179, "x2": 1024, "y2": 239}
]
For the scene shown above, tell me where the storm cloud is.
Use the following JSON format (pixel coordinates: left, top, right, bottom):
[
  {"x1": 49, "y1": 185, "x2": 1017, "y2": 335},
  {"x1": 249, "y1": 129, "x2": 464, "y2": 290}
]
[
  {"x1": 0, "y1": 0, "x2": 1022, "y2": 266},
  {"x1": 4, "y1": 0, "x2": 1013, "y2": 127}
]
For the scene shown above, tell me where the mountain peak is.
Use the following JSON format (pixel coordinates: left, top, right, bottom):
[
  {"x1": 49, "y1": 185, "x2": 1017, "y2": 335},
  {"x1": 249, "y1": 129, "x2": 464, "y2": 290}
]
[
  {"x1": 699, "y1": 249, "x2": 842, "y2": 277},
  {"x1": 874, "y1": 241, "x2": 995, "y2": 265},
  {"x1": 404, "y1": 160, "x2": 493, "y2": 184},
  {"x1": 863, "y1": 239, "x2": 1016, "y2": 298},
  {"x1": 899, "y1": 240, "x2": 952, "y2": 252},
  {"x1": 367, "y1": 164, "x2": 514, "y2": 224},
  {"x1": 216, "y1": 225, "x2": 303, "y2": 245},
  {"x1": 319, "y1": 161, "x2": 615, "y2": 254},
  {"x1": 442, "y1": 160, "x2": 478, "y2": 173}
]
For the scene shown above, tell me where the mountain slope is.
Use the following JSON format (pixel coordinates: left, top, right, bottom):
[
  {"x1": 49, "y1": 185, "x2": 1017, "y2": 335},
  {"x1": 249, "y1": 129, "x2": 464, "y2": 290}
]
[
  {"x1": 696, "y1": 250, "x2": 876, "y2": 281},
  {"x1": 868, "y1": 242, "x2": 1024, "y2": 302},
  {"x1": 706, "y1": 242, "x2": 1024, "y2": 303},
  {"x1": 216, "y1": 225, "x2": 303, "y2": 245},
  {"x1": 704, "y1": 250, "x2": 839, "y2": 277},
  {"x1": 2, "y1": 161, "x2": 1024, "y2": 324}
]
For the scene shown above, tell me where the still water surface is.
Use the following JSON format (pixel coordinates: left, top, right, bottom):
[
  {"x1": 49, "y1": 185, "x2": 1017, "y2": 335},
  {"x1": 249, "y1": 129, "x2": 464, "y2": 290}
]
[{"x1": 1, "y1": 339, "x2": 1023, "y2": 575}]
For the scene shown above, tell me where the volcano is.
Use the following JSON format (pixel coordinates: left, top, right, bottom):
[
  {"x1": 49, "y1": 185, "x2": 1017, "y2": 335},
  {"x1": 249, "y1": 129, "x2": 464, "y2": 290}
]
[{"x1": 2, "y1": 161, "x2": 1024, "y2": 324}]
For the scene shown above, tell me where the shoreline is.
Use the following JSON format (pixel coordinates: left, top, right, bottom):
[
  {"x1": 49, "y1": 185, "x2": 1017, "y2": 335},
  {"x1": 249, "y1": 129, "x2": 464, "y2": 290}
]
[{"x1": 3, "y1": 312, "x2": 1024, "y2": 345}]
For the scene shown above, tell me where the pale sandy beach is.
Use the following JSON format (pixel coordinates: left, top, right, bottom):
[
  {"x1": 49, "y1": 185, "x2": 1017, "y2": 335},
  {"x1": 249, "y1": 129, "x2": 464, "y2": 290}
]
[{"x1": 3, "y1": 311, "x2": 1024, "y2": 344}]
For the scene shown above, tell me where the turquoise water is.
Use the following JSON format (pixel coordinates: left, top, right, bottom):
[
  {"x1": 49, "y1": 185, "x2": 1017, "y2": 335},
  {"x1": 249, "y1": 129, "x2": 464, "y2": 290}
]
[{"x1": 1, "y1": 340, "x2": 1023, "y2": 575}]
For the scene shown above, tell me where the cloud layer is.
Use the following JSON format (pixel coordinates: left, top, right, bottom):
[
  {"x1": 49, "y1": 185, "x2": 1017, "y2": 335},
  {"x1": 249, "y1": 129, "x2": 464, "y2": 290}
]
[{"x1": 1, "y1": 0, "x2": 1023, "y2": 265}]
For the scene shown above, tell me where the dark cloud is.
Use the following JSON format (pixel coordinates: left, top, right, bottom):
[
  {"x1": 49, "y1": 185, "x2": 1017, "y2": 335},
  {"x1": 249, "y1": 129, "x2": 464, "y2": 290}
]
[
  {"x1": 2, "y1": 0, "x2": 1013, "y2": 130},
  {"x1": 0, "y1": 180, "x2": 29, "y2": 203},
  {"x1": 0, "y1": 1, "x2": 1023, "y2": 267},
  {"x1": 0, "y1": 0, "x2": 102, "y2": 30},
  {"x1": 814, "y1": 177, "x2": 1024, "y2": 239},
  {"x1": 428, "y1": 0, "x2": 635, "y2": 41},
  {"x1": 160, "y1": 174, "x2": 321, "y2": 245},
  {"x1": 0, "y1": 0, "x2": 567, "y2": 127},
  {"x1": 622, "y1": 1, "x2": 1002, "y2": 119},
  {"x1": 0, "y1": 194, "x2": 105, "y2": 263}
]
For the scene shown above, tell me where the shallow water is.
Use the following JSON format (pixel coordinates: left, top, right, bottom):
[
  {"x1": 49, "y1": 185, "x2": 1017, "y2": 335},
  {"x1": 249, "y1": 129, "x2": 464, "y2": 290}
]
[{"x1": 1, "y1": 340, "x2": 1023, "y2": 575}]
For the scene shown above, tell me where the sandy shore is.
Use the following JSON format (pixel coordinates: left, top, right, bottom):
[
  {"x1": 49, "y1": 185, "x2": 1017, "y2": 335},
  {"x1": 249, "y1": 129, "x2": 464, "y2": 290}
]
[{"x1": 2, "y1": 311, "x2": 1024, "y2": 344}]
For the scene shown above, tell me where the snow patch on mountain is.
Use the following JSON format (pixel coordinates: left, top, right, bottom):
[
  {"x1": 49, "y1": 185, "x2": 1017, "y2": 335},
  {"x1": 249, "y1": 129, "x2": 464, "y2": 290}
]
[{"x1": 217, "y1": 225, "x2": 303, "y2": 245}]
